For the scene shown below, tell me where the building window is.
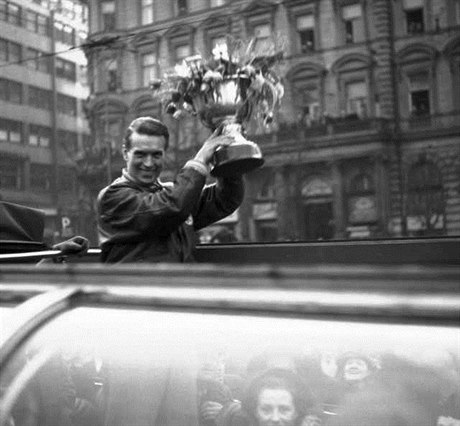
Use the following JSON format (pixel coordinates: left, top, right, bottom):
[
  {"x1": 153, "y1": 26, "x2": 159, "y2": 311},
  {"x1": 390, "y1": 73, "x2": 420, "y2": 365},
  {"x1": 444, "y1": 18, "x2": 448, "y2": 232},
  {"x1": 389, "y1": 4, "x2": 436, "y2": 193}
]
[
  {"x1": 341, "y1": 4, "x2": 364, "y2": 44},
  {"x1": 56, "y1": 58, "x2": 76, "y2": 81},
  {"x1": 253, "y1": 23, "x2": 271, "y2": 55},
  {"x1": 297, "y1": 87, "x2": 320, "y2": 126},
  {"x1": 57, "y1": 94, "x2": 77, "y2": 116},
  {"x1": 58, "y1": 130, "x2": 78, "y2": 154},
  {"x1": 29, "y1": 125, "x2": 51, "y2": 147},
  {"x1": 141, "y1": 0, "x2": 154, "y2": 25},
  {"x1": 210, "y1": 0, "x2": 225, "y2": 6},
  {"x1": 24, "y1": 10, "x2": 49, "y2": 35},
  {"x1": 0, "y1": 157, "x2": 22, "y2": 189},
  {"x1": 28, "y1": 86, "x2": 52, "y2": 110},
  {"x1": 30, "y1": 163, "x2": 52, "y2": 192},
  {"x1": 176, "y1": 0, "x2": 187, "y2": 16},
  {"x1": 101, "y1": 0, "x2": 116, "y2": 31},
  {"x1": 0, "y1": 38, "x2": 6, "y2": 62},
  {"x1": 9, "y1": 41, "x2": 21, "y2": 63},
  {"x1": 0, "y1": 39, "x2": 23, "y2": 64},
  {"x1": 142, "y1": 53, "x2": 157, "y2": 87},
  {"x1": 347, "y1": 172, "x2": 377, "y2": 225},
  {"x1": 296, "y1": 14, "x2": 315, "y2": 53},
  {"x1": 407, "y1": 159, "x2": 445, "y2": 235},
  {"x1": 25, "y1": 10, "x2": 37, "y2": 32},
  {"x1": 350, "y1": 173, "x2": 374, "y2": 193},
  {"x1": 54, "y1": 21, "x2": 75, "y2": 45},
  {"x1": 105, "y1": 58, "x2": 118, "y2": 92},
  {"x1": 26, "y1": 48, "x2": 50, "y2": 73},
  {"x1": 408, "y1": 72, "x2": 430, "y2": 116},
  {"x1": 403, "y1": 0, "x2": 425, "y2": 34},
  {"x1": 406, "y1": 8, "x2": 424, "y2": 34},
  {"x1": 345, "y1": 81, "x2": 368, "y2": 118},
  {"x1": 175, "y1": 44, "x2": 190, "y2": 63},
  {"x1": 0, "y1": 2, "x2": 5, "y2": 22},
  {"x1": 0, "y1": 118, "x2": 22, "y2": 143},
  {"x1": 37, "y1": 13, "x2": 48, "y2": 35},
  {"x1": 0, "y1": 38, "x2": 21, "y2": 63},
  {"x1": 6, "y1": 2, "x2": 21, "y2": 26},
  {"x1": 0, "y1": 78, "x2": 22, "y2": 104}
]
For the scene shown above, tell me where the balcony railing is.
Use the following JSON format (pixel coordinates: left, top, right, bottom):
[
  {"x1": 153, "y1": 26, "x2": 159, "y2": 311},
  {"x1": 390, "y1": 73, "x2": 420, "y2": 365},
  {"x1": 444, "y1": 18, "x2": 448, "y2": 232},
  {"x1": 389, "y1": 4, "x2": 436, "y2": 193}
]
[
  {"x1": 272, "y1": 116, "x2": 389, "y2": 144},
  {"x1": 400, "y1": 111, "x2": 460, "y2": 133}
]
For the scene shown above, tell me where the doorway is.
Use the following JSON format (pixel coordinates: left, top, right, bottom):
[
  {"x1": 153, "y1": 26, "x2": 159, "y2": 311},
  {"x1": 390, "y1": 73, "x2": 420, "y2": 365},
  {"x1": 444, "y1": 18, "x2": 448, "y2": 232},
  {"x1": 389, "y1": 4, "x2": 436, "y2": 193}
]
[{"x1": 304, "y1": 202, "x2": 334, "y2": 240}]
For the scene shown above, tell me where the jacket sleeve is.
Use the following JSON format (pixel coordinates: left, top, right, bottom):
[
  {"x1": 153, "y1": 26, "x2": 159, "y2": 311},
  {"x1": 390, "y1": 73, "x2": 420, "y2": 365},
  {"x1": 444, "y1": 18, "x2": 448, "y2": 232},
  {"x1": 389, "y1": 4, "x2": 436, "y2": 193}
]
[
  {"x1": 98, "y1": 167, "x2": 206, "y2": 238},
  {"x1": 192, "y1": 175, "x2": 245, "y2": 230}
]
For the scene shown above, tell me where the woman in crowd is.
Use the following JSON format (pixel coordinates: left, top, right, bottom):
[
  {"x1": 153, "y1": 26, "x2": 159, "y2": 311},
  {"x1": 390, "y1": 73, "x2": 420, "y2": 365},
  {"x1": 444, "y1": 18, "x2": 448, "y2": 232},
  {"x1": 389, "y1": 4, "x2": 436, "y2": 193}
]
[{"x1": 218, "y1": 368, "x2": 316, "y2": 426}]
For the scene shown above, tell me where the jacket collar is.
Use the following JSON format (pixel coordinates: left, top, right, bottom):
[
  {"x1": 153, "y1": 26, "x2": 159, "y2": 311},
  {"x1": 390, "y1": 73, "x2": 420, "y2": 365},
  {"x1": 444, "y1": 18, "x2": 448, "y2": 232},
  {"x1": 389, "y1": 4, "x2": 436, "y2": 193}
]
[{"x1": 121, "y1": 169, "x2": 163, "y2": 191}]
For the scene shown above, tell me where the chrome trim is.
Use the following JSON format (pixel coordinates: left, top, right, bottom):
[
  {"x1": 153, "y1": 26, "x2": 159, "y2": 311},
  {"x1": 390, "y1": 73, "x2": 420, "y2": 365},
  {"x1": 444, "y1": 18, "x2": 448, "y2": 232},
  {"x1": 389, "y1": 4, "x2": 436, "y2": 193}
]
[
  {"x1": 0, "y1": 288, "x2": 81, "y2": 368},
  {"x1": 0, "y1": 263, "x2": 459, "y2": 292}
]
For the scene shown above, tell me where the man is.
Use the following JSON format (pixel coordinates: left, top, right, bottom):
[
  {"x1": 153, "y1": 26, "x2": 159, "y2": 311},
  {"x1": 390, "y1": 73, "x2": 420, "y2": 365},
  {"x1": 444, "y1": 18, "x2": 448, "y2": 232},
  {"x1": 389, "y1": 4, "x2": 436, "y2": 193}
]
[{"x1": 97, "y1": 116, "x2": 244, "y2": 263}]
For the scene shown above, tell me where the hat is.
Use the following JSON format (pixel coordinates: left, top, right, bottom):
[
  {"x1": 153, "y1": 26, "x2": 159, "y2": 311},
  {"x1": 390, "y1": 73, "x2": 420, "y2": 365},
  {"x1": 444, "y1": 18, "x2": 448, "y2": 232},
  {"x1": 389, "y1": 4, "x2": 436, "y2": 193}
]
[{"x1": 336, "y1": 351, "x2": 376, "y2": 375}]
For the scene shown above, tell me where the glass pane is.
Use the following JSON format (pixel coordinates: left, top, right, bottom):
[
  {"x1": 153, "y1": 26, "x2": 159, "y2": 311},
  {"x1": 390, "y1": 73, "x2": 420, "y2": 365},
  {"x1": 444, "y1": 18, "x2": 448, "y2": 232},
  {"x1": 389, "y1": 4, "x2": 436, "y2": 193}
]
[
  {"x1": 342, "y1": 4, "x2": 361, "y2": 19},
  {"x1": 297, "y1": 14, "x2": 314, "y2": 30},
  {"x1": 1, "y1": 307, "x2": 459, "y2": 426}
]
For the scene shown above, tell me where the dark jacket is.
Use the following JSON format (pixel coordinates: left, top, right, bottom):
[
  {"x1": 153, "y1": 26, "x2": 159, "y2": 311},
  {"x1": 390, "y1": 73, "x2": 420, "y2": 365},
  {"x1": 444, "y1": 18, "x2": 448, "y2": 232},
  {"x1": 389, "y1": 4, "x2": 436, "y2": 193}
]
[{"x1": 97, "y1": 167, "x2": 244, "y2": 263}]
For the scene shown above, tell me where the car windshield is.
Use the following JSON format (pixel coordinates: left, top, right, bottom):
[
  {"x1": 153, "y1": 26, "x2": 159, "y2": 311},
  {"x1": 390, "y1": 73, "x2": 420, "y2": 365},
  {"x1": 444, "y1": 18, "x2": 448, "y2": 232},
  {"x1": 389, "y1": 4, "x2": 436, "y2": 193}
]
[{"x1": 1, "y1": 306, "x2": 458, "y2": 426}]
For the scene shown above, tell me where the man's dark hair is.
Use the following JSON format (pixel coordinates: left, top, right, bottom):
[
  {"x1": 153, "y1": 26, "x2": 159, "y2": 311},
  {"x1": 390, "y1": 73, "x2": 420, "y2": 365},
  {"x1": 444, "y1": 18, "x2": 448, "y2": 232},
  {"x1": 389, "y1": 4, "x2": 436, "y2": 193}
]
[{"x1": 123, "y1": 117, "x2": 169, "y2": 150}]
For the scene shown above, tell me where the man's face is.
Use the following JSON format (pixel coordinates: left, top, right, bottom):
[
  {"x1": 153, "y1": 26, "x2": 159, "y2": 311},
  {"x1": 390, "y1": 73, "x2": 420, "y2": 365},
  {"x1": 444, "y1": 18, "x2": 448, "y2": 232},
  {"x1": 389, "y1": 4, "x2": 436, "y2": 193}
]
[
  {"x1": 256, "y1": 388, "x2": 297, "y2": 426},
  {"x1": 343, "y1": 357, "x2": 370, "y2": 382},
  {"x1": 123, "y1": 131, "x2": 166, "y2": 185}
]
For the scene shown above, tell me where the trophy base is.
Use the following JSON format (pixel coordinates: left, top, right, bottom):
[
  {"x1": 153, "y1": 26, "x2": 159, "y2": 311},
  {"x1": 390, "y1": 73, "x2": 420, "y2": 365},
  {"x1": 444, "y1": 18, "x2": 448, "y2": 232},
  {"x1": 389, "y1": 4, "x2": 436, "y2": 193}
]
[{"x1": 210, "y1": 142, "x2": 264, "y2": 178}]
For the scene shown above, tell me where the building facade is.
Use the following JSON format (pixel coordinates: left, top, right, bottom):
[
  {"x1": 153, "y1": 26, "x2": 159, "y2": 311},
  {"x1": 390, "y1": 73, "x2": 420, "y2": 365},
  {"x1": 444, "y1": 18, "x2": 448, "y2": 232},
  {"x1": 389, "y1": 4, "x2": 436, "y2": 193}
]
[
  {"x1": 83, "y1": 0, "x2": 460, "y2": 243},
  {"x1": 0, "y1": 0, "x2": 90, "y2": 243}
]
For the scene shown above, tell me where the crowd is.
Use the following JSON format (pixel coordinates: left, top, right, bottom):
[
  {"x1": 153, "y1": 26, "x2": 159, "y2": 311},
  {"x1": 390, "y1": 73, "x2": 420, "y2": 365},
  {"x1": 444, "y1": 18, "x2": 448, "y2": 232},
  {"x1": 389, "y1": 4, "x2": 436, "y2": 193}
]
[{"x1": 6, "y1": 345, "x2": 459, "y2": 426}]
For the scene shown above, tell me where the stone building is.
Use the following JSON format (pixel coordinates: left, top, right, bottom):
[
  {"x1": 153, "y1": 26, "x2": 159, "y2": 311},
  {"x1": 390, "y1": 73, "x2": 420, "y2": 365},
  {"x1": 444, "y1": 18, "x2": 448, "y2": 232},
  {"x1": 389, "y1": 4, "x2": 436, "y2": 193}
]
[
  {"x1": 0, "y1": 0, "x2": 90, "y2": 242},
  {"x1": 83, "y1": 0, "x2": 460, "y2": 242}
]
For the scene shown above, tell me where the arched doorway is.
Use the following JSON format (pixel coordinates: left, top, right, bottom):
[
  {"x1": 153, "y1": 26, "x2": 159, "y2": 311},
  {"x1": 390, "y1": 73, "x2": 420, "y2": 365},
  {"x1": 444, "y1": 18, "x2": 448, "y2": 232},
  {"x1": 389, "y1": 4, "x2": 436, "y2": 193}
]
[{"x1": 301, "y1": 176, "x2": 334, "y2": 240}]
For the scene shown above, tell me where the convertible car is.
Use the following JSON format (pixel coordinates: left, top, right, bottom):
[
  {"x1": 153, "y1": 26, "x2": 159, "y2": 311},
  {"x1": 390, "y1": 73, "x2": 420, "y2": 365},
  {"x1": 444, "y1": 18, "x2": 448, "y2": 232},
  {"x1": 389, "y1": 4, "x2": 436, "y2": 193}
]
[{"x1": 0, "y1": 262, "x2": 459, "y2": 426}]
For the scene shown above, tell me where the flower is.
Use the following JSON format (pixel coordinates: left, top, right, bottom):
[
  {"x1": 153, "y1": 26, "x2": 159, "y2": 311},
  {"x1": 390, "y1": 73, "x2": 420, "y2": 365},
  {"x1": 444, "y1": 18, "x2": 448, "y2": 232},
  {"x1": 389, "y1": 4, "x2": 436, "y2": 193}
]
[{"x1": 151, "y1": 35, "x2": 284, "y2": 129}]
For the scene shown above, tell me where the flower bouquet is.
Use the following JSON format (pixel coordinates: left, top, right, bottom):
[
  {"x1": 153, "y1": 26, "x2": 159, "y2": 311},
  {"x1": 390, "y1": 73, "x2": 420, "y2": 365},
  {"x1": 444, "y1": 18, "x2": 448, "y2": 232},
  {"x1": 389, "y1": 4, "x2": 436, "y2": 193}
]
[{"x1": 151, "y1": 35, "x2": 284, "y2": 177}]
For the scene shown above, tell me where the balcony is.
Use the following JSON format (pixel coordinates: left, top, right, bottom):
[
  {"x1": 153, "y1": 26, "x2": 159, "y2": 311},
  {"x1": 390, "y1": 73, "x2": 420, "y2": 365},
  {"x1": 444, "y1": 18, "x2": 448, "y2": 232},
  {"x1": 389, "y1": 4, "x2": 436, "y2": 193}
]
[
  {"x1": 400, "y1": 111, "x2": 460, "y2": 134},
  {"x1": 274, "y1": 116, "x2": 389, "y2": 144}
]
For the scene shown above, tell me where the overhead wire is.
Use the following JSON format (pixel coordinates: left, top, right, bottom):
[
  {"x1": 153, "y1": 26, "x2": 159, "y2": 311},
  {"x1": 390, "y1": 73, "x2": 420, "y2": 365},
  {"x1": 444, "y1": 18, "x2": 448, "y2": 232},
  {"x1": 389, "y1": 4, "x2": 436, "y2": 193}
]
[{"x1": 0, "y1": 7, "x2": 240, "y2": 69}]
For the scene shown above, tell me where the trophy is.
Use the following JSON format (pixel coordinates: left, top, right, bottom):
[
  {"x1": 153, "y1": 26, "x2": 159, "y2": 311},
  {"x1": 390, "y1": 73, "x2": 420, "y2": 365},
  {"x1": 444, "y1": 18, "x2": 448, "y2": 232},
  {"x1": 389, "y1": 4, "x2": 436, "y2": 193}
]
[{"x1": 151, "y1": 37, "x2": 284, "y2": 177}]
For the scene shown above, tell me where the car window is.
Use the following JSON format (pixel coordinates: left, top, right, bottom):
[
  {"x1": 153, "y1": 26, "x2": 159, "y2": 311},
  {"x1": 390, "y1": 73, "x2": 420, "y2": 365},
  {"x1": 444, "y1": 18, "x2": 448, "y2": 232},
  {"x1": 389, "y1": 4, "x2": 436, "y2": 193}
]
[{"x1": 1, "y1": 306, "x2": 458, "y2": 426}]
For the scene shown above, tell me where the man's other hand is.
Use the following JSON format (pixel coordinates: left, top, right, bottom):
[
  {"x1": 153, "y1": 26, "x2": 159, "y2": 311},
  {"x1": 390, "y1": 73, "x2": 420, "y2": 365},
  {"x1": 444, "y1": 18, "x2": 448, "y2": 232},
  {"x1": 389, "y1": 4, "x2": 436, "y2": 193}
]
[{"x1": 53, "y1": 236, "x2": 89, "y2": 256}]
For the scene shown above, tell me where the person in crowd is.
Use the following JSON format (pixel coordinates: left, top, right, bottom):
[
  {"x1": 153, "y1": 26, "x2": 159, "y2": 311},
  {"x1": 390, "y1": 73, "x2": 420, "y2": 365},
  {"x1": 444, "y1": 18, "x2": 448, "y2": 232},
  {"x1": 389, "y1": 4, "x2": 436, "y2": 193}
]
[
  {"x1": 335, "y1": 351, "x2": 376, "y2": 392},
  {"x1": 10, "y1": 353, "x2": 76, "y2": 426},
  {"x1": 328, "y1": 353, "x2": 457, "y2": 426},
  {"x1": 218, "y1": 368, "x2": 316, "y2": 426},
  {"x1": 97, "y1": 116, "x2": 244, "y2": 263},
  {"x1": 198, "y1": 358, "x2": 234, "y2": 426}
]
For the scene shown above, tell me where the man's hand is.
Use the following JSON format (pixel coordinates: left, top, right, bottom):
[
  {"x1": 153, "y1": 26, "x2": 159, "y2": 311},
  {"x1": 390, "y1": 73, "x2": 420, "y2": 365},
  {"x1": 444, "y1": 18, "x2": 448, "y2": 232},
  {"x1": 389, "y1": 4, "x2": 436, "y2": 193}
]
[
  {"x1": 52, "y1": 236, "x2": 89, "y2": 256},
  {"x1": 200, "y1": 401, "x2": 224, "y2": 421},
  {"x1": 194, "y1": 127, "x2": 234, "y2": 166}
]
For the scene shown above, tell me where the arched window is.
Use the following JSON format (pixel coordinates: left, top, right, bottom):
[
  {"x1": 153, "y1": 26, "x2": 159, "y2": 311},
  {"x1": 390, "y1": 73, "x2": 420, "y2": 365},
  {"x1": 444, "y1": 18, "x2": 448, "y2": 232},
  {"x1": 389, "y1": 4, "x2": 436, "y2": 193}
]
[
  {"x1": 350, "y1": 172, "x2": 374, "y2": 194},
  {"x1": 406, "y1": 159, "x2": 445, "y2": 235},
  {"x1": 287, "y1": 64, "x2": 325, "y2": 127},
  {"x1": 347, "y1": 171, "x2": 377, "y2": 226}
]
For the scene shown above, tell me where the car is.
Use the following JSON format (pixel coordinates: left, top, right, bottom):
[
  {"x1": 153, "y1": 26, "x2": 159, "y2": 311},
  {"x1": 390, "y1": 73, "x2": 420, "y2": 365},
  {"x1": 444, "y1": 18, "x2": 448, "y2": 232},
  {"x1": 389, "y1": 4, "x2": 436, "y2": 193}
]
[{"x1": 0, "y1": 262, "x2": 459, "y2": 426}]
